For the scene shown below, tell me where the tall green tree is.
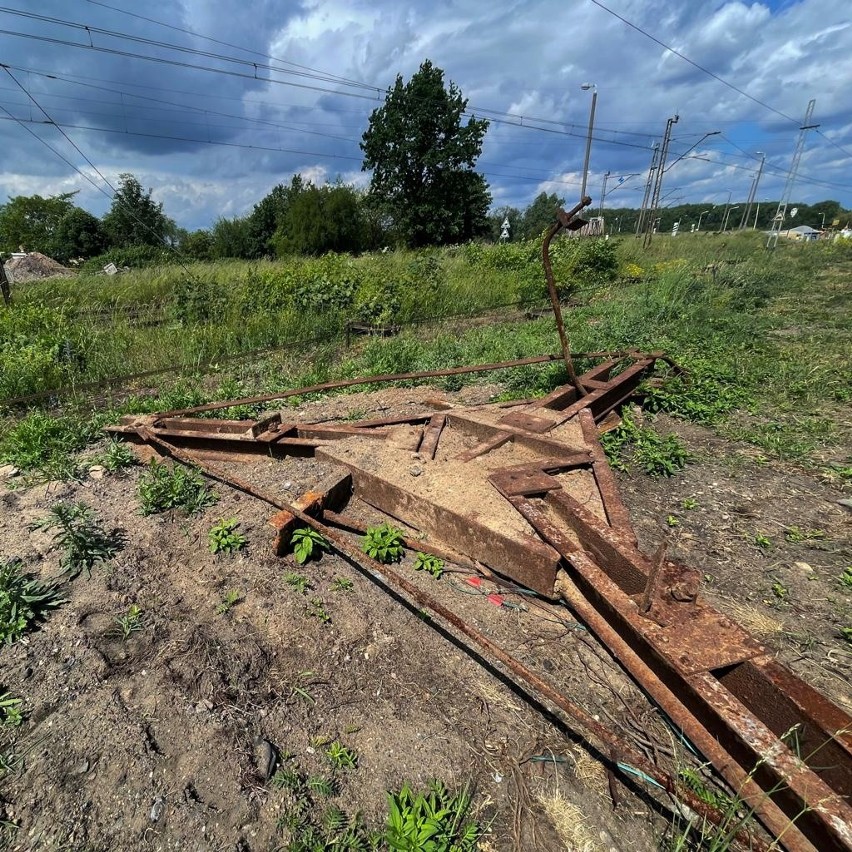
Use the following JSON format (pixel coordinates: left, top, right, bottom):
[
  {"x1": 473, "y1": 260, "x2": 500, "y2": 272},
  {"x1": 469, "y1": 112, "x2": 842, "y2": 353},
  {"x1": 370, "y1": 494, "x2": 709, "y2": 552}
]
[
  {"x1": 361, "y1": 59, "x2": 490, "y2": 247},
  {"x1": 51, "y1": 207, "x2": 107, "y2": 262},
  {"x1": 0, "y1": 192, "x2": 77, "y2": 254},
  {"x1": 246, "y1": 176, "x2": 305, "y2": 258},
  {"x1": 273, "y1": 182, "x2": 366, "y2": 256},
  {"x1": 521, "y1": 192, "x2": 564, "y2": 239},
  {"x1": 102, "y1": 174, "x2": 177, "y2": 248}
]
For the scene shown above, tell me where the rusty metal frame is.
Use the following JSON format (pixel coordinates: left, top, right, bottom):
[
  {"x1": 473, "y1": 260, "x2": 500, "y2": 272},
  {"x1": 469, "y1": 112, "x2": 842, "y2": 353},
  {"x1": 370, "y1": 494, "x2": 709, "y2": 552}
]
[{"x1": 114, "y1": 346, "x2": 852, "y2": 852}]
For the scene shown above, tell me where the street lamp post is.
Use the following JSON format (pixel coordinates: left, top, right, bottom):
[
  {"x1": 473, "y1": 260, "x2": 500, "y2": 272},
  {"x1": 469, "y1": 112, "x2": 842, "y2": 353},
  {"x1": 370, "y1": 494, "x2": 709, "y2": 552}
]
[
  {"x1": 579, "y1": 82, "x2": 597, "y2": 201},
  {"x1": 697, "y1": 209, "x2": 710, "y2": 232},
  {"x1": 722, "y1": 205, "x2": 739, "y2": 232},
  {"x1": 718, "y1": 191, "x2": 733, "y2": 233},
  {"x1": 820, "y1": 212, "x2": 826, "y2": 230}
]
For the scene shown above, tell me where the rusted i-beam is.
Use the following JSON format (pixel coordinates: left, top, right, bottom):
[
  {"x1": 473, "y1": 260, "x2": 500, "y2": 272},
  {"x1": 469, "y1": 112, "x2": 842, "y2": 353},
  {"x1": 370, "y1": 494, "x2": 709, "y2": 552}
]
[{"x1": 135, "y1": 428, "x2": 769, "y2": 851}]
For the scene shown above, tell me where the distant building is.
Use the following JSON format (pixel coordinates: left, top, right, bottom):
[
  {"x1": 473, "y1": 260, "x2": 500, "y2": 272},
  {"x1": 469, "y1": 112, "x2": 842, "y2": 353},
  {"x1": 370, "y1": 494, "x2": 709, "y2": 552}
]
[{"x1": 782, "y1": 225, "x2": 821, "y2": 241}]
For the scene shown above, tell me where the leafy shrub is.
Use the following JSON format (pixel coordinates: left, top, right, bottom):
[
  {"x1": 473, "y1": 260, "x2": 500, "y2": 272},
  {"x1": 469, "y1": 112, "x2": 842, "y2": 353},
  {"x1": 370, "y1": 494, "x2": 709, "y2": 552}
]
[
  {"x1": 385, "y1": 781, "x2": 482, "y2": 851},
  {"x1": 31, "y1": 502, "x2": 125, "y2": 579},
  {"x1": 78, "y1": 245, "x2": 178, "y2": 273},
  {"x1": 353, "y1": 278, "x2": 402, "y2": 327},
  {"x1": 362, "y1": 523, "x2": 405, "y2": 563},
  {"x1": 0, "y1": 410, "x2": 96, "y2": 477},
  {"x1": 293, "y1": 275, "x2": 357, "y2": 314},
  {"x1": 601, "y1": 410, "x2": 690, "y2": 476},
  {"x1": 291, "y1": 527, "x2": 329, "y2": 565},
  {"x1": 170, "y1": 276, "x2": 230, "y2": 324},
  {"x1": 208, "y1": 518, "x2": 247, "y2": 554},
  {"x1": 137, "y1": 459, "x2": 218, "y2": 515},
  {"x1": 0, "y1": 558, "x2": 64, "y2": 644}
]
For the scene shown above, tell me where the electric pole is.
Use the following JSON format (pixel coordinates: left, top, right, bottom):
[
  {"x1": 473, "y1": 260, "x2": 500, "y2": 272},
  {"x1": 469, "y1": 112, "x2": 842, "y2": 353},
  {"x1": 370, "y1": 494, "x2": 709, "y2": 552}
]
[
  {"x1": 643, "y1": 114, "x2": 679, "y2": 248},
  {"x1": 739, "y1": 152, "x2": 765, "y2": 229},
  {"x1": 636, "y1": 143, "x2": 659, "y2": 236},
  {"x1": 767, "y1": 99, "x2": 818, "y2": 249}
]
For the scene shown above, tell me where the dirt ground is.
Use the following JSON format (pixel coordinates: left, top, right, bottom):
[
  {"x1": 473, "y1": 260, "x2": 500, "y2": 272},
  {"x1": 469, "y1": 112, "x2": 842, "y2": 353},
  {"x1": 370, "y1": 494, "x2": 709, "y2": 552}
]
[{"x1": 0, "y1": 384, "x2": 849, "y2": 852}]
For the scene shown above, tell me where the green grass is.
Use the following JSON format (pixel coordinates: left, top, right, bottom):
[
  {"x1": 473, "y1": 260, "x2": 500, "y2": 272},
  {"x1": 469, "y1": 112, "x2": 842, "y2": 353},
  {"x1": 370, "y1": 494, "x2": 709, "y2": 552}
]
[
  {"x1": 1, "y1": 233, "x2": 849, "y2": 483},
  {"x1": 137, "y1": 459, "x2": 218, "y2": 515}
]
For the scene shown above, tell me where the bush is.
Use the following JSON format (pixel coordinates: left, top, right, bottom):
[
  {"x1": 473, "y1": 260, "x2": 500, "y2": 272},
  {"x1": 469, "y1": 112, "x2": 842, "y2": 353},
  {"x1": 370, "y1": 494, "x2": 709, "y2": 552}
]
[{"x1": 0, "y1": 558, "x2": 64, "y2": 644}]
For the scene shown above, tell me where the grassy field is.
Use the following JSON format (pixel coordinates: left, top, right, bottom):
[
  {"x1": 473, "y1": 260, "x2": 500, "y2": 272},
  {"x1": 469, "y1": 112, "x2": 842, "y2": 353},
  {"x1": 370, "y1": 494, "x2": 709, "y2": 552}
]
[{"x1": 1, "y1": 232, "x2": 850, "y2": 483}]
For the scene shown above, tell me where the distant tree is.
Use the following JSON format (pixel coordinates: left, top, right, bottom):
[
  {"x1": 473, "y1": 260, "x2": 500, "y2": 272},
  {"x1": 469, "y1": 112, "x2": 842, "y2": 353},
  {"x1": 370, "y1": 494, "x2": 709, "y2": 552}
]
[
  {"x1": 273, "y1": 182, "x2": 366, "y2": 256},
  {"x1": 180, "y1": 229, "x2": 213, "y2": 261},
  {"x1": 246, "y1": 176, "x2": 306, "y2": 258},
  {"x1": 0, "y1": 192, "x2": 77, "y2": 254},
  {"x1": 210, "y1": 216, "x2": 253, "y2": 259},
  {"x1": 102, "y1": 173, "x2": 177, "y2": 248},
  {"x1": 361, "y1": 59, "x2": 490, "y2": 247},
  {"x1": 521, "y1": 192, "x2": 564, "y2": 239},
  {"x1": 51, "y1": 207, "x2": 107, "y2": 262}
]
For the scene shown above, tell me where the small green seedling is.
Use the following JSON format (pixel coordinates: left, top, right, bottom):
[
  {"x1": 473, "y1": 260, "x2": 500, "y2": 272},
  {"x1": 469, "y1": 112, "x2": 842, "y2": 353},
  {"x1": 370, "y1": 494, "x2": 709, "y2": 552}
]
[
  {"x1": 331, "y1": 576, "x2": 353, "y2": 592},
  {"x1": 785, "y1": 526, "x2": 826, "y2": 544},
  {"x1": 362, "y1": 523, "x2": 405, "y2": 563},
  {"x1": 681, "y1": 498, "x2": 697, "y2": 510},
  {"x1": 840, "y1": 627, "x2": 852, "y2": 644},
  {"x1": 413, "y1": 552, "x2": 444, "y2": 578},
  {"x1": 771, "y1": 580, "x2": 789, "y2": 602},
  {"x1": 97, "y1": 439, "x2": 136, "y2": 472},
  {"x1": 307, "y1": 775, "x2": 337, "y2": 797},
  {"x1": 31, "y1": 502, "x2": 124, "y2": 579},
  {"x1": 306, "y1": 597, "x2": 330, "y2": 624},
  {"x1": 285, "y1": 572, "x2": 311, "y2": 595},
  {"x1": 666, "y1": 515, "x2": 680, "y2": 528},
  {"x1": 754, "y1": 533, "x2": 772, "y2": 550},
  {"x1": 291, "y1": 527, "x2": 329, "y2": 565},
  {"x1": 840, "y1": 567, "x2": 852, "y2": 589},
  {"x1": 289, "y1": 671, "x2": 317, "y2": 705},
  {"x1": 0, "y1": 693, "x2": 24, "y2": 728},
  {"x1": 208, "y1": 518, "x2": 247, "y2": 554},
  {"x1": 215, "y1": 590, "x2": 242, "y2": 615},
  {"x1": 324, "y1": 740, "x2": 357, "y2": 770},
  {"x1": 113, "y1": 604, "x2": 144, "y2": 640}
]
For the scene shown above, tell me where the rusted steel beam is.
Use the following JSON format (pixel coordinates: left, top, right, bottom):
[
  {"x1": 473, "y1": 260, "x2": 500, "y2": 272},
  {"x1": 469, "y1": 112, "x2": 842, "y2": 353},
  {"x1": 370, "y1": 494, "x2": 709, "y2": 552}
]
[
  {"x1": 313, "y1": 459, "x2": 561, "y2": 598},
  {"x1": 419, "y1": 414, "x2": 446, "y2": 460},
  {"x1": 456, "y1": 431, "x2": 513, "y2": 462},
  {"x1": 510, "y1": 492, "x2": 852, "y2": 851},
  {"x1": 555, "y1": 571, "x2": 814, "y2": 852},
  {"x1": 131, "y1": 429, "x2": 771, "y2": 851},
  {"x1": 577, "y1": 409, "x2": 636, "y2": 540},
  {"x1": 446, "y1": 413, "x2": 587, "y2": 458},
  {"x1": 296, "y1": 424, "x2": 389, "y2": 441},
  {"x1": 541, "y1": 197, "x2": 593, "y2": 397},
  {"x1": 153, "y1": 353, "x2": 566, "y2": 422}
]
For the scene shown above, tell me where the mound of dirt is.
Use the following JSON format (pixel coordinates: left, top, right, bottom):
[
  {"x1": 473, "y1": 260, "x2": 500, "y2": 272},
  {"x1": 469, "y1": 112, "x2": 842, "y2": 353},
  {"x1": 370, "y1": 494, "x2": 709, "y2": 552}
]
[{"x1": 4, "y1": 251, "x2": 75, "y2": 283}]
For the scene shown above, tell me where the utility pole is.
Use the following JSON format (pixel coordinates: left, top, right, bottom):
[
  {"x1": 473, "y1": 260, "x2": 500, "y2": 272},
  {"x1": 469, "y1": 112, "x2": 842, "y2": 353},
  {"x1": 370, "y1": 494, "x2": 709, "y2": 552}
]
[
  {"x1": 636, "y1": 143, "x2": 659, "y2": 236},
  {"x1": 643, "y1": 114, "x2": 679, "y2": 248},
  {"x1": 0, "y1": 259, "x2": 10, "y2": 306},
  {"x1": 767, "y1": 99, "x2": 818, "y2": 249},
  {"x1": 579, "y1": 83, "x2": 597, "y2": 201},
  {"x1": 739, "y1": 152, "x2": 765, "y2": 229},
  {"x1": 600, "y1": 170, "x2": 611, "y2": 218}
]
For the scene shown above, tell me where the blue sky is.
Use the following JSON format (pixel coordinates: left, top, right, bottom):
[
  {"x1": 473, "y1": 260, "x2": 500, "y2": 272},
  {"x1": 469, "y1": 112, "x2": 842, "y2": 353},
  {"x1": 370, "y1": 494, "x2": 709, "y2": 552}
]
[{"x1": 0, "y1": 0, "x2": 850, "y2": 230}]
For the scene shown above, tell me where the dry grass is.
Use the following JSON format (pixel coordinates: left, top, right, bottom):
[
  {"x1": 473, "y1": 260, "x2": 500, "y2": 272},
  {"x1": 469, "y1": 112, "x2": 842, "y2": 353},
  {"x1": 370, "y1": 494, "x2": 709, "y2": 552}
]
[
  {"x1": 719, "y1": 598, "x2": 784, "y2": 638},
  {"x1": 537, "y1": 788, "x2": 602, "y2": 852},
  {"x1": 571, "y1": 746, "x2": 610, "y2": 796}
]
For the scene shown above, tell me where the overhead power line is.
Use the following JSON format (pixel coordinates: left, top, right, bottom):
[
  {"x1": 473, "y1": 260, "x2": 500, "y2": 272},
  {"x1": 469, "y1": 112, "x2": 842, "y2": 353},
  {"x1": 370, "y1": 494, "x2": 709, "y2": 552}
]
[{"x1": 586, "y1": 0, "x2": 799, "y2": 125}]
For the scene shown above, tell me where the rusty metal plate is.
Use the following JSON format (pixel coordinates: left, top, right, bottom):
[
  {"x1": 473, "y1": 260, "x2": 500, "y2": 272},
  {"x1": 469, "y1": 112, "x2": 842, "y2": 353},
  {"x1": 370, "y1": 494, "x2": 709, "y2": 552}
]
[
  {"x1": 489, "y1": 469, "x2": 561, "y2": 497},
  {"x1": 498, "y1": 410, "x2": 560, "y2": 433}
]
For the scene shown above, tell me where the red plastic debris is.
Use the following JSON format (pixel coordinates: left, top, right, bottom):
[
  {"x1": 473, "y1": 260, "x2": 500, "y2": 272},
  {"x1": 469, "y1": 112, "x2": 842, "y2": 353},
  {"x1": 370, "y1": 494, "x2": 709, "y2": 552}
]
[
  {"x1": 465, "y1": 576, "x2": 482, "y2": 588},
  {"x1": 487, "y1": 593, "x2": 505, "y2": 607}
]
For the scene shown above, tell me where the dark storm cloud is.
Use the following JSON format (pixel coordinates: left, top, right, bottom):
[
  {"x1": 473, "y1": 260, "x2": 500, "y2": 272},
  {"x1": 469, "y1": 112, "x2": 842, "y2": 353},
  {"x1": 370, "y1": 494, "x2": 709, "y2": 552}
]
[{"x1": 1, "y1": 0, "x2": 850, "y2": 230}]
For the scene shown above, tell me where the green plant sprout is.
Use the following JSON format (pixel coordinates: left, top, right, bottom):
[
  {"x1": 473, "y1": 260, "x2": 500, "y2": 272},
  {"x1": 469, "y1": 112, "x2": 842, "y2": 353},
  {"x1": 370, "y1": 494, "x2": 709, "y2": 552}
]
[
  {"x1": 753, "y1": 533, "x2": 772, "y2": 550},
  {"x1": 331, "y1": 576, "x2": 354, "y2": 592},
  {"x1": 208, "y1": 518, "x2": 247, "y2": 554},
  {"x1": 285, "y1": 572, "x2": 311, "y2": 595},
  {"x1": 681, "y1": 498, "x2": 697, "y2": 510},
  {"x1": 413, "y1": 552, "x2": 444, "y2": 578},
  {"x1": 666, "y1": 515, "x2": 680, "y2": 528},
  {"x1": 112, "y1": 604, "x2": 144, "y2": 639},
  {"x1": 324, "y1": 740, "x2": 358, "y2": 770},
  {"x1": 784, "y1": 526, "x2": 826, "y2": 543},
  {"x1": 215, "y1": 590, "x2": 242, "y2": 615},
  {"x1": 306, "y1": 597, "x2": 331, "y2": 624},
  {"x1": 0, "y1": 559, "x2": 64, "y2": 645},
  {"x1": 137, "y1": 459, "x2": 218, "y2": 516},
  {"x1": 31, "y1": 502, "x2": 124, "y2": 579},
  {"x1": 362, "y1": 523, "x2": 405, "y2": 563},
  {"x1": 291, "y1": 527, "x2": 329, "y2": 565},
  {"x1": 840, "y1": 567, "x2": 852, "y2": 589},
  {"x1": 0, "y1": 693, "x2": 24, "y2": 728}
]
